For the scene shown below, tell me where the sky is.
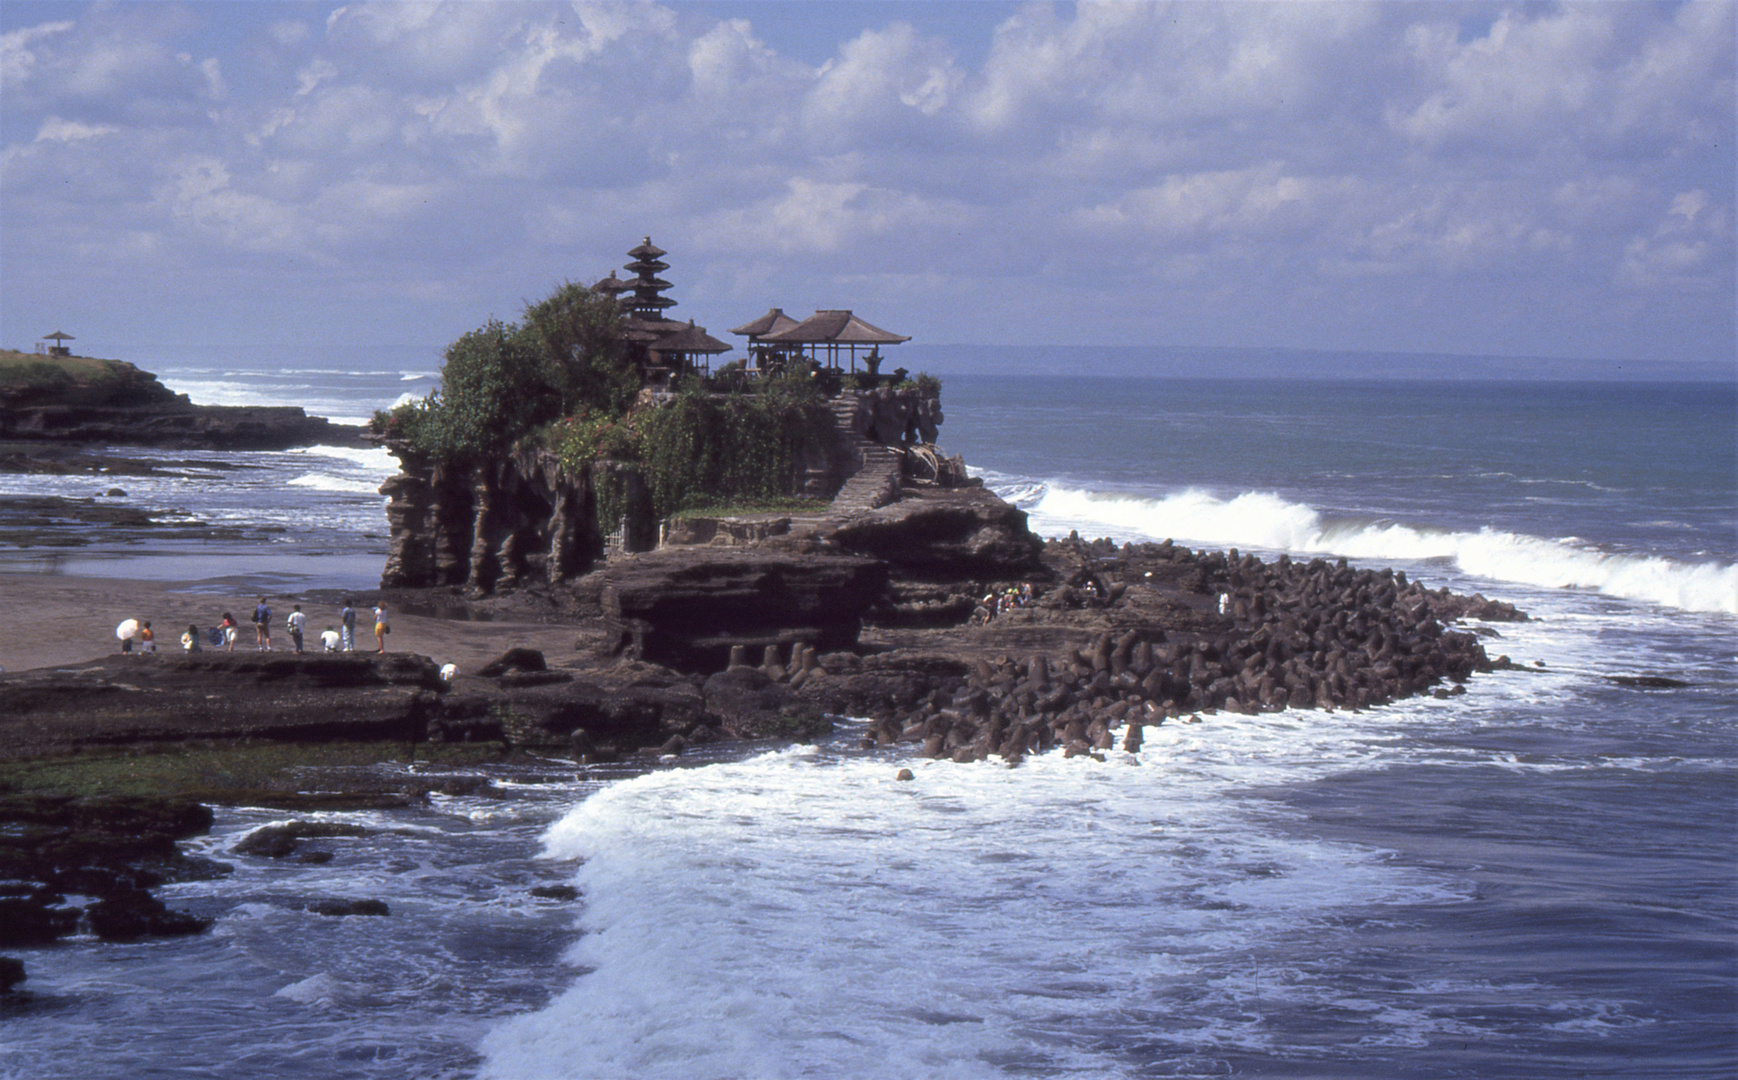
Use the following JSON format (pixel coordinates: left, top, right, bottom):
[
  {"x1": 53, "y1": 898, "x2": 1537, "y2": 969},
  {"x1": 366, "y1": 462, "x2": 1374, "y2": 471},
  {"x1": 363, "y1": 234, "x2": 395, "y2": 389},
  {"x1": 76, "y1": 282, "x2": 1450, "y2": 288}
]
[{"x1": 1, "y1": 1, "x2": 1732, "y2": 376}]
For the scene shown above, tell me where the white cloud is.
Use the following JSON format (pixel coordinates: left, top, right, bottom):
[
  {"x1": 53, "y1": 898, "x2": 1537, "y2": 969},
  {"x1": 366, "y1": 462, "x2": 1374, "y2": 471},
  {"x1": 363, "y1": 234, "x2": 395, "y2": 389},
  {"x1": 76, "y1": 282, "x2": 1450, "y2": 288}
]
[
  {"x1": 699, "y1": 176, "x2": 965, "y2": 257},
  {"x1": 0, "y1": 1, "x2": 1729, "y2": 363},
  {"x1": 803, "y1": 23, "x2": 963, "y2": 145},
  {"x1": 1620, "y1": 189, "x2": 1731, "y2": 291},
  {"x1": 35, "y1": 116, "x2": 118, "y2": 143},
  {"x1": 0, "y1": 20, "x2": 74, "y2": 88}
]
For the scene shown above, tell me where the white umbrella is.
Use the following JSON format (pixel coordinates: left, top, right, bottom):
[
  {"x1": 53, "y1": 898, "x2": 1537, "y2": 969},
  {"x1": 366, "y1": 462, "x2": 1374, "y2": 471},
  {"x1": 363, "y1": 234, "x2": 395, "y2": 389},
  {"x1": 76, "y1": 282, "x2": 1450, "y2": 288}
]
[{"x1": 115, "y1": 618, "x2": 140, "y2": 640}]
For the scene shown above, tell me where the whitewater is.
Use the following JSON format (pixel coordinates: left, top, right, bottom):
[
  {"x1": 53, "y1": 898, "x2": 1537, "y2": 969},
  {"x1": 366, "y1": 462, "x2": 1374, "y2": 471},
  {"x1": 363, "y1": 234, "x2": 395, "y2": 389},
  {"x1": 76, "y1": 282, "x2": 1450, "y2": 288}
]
[{"x1": 1002, "y1": 479, "x2": 1738, "y2": 615}]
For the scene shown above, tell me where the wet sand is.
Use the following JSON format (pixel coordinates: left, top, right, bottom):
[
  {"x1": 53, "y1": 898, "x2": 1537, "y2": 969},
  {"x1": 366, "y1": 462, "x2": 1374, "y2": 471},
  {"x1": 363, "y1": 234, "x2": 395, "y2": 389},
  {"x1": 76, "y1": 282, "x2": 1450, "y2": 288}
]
[{"x1": 0, "y1": 572, "x2": 583, "y2": 676}]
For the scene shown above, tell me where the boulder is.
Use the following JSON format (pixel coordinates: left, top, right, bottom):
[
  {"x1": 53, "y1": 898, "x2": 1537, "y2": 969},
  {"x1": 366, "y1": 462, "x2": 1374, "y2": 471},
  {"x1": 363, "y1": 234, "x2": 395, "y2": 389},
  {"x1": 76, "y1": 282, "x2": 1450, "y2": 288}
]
[
  {"x1": 824, "y1": 486, "x2": 1044, "y2": 580},
  {"x1": 602, "y1": 547, "x2": 887, "y2": 669}
]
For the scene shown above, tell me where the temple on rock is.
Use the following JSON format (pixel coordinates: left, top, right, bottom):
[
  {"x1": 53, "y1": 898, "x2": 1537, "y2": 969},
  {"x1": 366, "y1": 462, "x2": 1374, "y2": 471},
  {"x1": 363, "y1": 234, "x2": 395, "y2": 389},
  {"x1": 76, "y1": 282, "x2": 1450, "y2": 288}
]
[
  {"x1": 593, "y1": 237, "x2": 732, "y2": 383},
  {"x1": 592, "y1": 237, "x2": 910, "y2": 384}
]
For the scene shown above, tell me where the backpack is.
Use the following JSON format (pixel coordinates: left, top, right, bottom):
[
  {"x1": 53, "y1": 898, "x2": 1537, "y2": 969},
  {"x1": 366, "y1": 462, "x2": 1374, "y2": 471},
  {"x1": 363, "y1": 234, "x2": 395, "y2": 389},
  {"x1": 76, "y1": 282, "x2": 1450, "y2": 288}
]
[{"x1": 207, "y1": 627, "x2": 224, "y2": 646}]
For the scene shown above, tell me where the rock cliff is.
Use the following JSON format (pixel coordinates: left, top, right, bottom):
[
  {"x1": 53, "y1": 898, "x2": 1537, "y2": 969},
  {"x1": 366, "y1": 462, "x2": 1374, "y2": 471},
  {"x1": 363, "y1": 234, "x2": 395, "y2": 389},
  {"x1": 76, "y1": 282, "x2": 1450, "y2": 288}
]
[
  {"x1": 0, "y1": 355, "x2": 363, "y2": 450},
  {"x1": 377, "y1": 385, "x2": 954, "y2": 590}
]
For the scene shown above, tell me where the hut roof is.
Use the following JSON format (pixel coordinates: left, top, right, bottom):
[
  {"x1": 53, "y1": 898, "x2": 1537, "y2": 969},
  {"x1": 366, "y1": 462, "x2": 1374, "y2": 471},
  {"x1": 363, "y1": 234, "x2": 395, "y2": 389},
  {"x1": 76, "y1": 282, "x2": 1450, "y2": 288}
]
[
  {"x1": 627, "y1": 237, "x2": 667, "y2": 260},
  {"x1": 42, "y1": 331, "x2": 75, "y2": 342},
  {"x1": 591, "y1": 271, "x2": 631, "y2": 294},
  {"x1": 759, "y1": 310, "x2": 909, "y2": 345},
  {"x1": 649, "y1": 320, "x2": 731, "y2": 355},
  {"x1": 730, "y1": 308, "x2": 800, "y2": 338}
]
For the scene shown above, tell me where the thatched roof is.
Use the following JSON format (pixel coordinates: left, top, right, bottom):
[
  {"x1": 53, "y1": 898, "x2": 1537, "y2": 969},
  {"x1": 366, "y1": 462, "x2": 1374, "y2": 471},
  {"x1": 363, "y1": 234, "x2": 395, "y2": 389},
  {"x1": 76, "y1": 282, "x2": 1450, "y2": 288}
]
[
  {"x1": 649, "y1": 320, "x2": 731, "y2": 355},
  {"x1": 759, "y1": 310, "x2": 909, "y2": 345},
  {"x1": 730, "y1": 308, "x2": 800, "y2": 339}
]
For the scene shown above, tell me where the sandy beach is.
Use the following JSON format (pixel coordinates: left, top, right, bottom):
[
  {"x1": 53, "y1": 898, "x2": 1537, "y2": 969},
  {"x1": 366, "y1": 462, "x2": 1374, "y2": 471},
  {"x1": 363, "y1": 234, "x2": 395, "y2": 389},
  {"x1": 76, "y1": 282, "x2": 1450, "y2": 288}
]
[{"x1": 0, "y1": 572, "x2": 584, "y2": 676}]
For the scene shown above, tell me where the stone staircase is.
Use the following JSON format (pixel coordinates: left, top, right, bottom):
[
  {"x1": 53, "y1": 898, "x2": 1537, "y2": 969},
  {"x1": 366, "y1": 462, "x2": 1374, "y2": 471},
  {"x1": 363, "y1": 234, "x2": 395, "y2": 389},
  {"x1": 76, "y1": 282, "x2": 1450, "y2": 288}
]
[{"x1": 827, "y1": 395, "x2": 903, "y2": 512}]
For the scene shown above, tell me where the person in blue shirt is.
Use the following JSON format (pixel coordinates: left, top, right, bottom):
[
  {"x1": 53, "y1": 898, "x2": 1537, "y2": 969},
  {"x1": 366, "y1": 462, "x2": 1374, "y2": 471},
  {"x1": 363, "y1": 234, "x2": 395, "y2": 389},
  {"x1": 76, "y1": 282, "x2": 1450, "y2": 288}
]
[
  {"x1": 340, "y1": 598, "x2": 357, "y2": 652},
  {"x1": 253, "y1": 597, "x2": 273, "y2": 651}
]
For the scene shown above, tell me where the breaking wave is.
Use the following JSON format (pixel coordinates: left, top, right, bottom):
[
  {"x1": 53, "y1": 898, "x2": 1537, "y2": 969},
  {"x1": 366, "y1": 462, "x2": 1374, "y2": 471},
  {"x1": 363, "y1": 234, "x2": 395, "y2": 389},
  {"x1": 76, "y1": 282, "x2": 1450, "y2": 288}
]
[{"x1": 994, "y1": 479, "x2": 1738, "y2": 616}]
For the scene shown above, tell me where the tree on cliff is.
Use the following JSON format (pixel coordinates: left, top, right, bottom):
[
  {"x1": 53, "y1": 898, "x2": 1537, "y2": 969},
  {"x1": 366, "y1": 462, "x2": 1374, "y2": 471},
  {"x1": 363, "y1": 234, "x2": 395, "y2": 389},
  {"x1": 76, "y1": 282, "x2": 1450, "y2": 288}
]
[
  {"x1": 380, "y1": 283, "x2": 630, "y2": 465},
  {"x1": 523, "y1": 282, "x2": 639, "y2": 418}
]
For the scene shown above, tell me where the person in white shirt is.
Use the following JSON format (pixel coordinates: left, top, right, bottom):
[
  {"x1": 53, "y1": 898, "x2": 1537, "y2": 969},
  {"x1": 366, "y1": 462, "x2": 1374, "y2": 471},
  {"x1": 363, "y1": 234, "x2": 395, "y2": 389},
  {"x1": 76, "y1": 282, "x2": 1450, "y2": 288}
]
[{"x1": 286, "y1": 604, "x2": 308, "y2": 653}]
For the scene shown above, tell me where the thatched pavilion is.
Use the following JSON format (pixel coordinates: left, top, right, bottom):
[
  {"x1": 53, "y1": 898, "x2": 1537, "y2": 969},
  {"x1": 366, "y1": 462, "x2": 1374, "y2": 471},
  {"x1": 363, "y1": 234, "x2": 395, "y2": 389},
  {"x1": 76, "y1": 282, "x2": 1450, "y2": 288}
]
[{"x1": 757, "y1": 310, "x2": 909, "y2": 373}]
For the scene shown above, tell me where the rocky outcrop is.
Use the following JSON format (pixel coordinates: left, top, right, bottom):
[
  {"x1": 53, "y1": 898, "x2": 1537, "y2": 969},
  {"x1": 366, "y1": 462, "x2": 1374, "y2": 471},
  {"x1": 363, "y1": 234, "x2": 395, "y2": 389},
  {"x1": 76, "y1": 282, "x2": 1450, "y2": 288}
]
[
  {"x1": 601, "y1": 547, "x2": 889, "y2": 669},
  {"x1": 0, "y1": 794, "x2": 221, "y2": 946},
  {"x1": 430, "y1": 649, "x2": 830, "y2": 752},
  {"x1": 375, "y1": 385, "x2": 949, "y2": 591},
  {"x1": 0, "y1": 358, "x2": 362, "y2": 450},
  {"x1": 793, "y1": 537, "x2": 1522, "y2": 763},
  {"x1": 0, "y1": 652, "x2": 445, "y2": 759},
  {"x1": 820, "y1": 485, "x2": 1046, "y2": 580}
]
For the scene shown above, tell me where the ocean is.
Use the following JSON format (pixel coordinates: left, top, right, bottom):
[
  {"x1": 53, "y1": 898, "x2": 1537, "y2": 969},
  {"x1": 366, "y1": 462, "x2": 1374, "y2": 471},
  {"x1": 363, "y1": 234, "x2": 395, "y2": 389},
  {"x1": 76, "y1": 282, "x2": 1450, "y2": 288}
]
[{"x1": 1, "y1": 365, "x2": 1733, "y2": 1079}]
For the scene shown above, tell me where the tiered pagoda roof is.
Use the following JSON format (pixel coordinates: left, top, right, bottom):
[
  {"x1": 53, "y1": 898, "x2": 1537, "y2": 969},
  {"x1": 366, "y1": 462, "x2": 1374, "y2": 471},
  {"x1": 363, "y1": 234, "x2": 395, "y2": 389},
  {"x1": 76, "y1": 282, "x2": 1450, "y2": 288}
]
[{"x1": 605, "y1": 237, "x2": 731, "y2": 373}]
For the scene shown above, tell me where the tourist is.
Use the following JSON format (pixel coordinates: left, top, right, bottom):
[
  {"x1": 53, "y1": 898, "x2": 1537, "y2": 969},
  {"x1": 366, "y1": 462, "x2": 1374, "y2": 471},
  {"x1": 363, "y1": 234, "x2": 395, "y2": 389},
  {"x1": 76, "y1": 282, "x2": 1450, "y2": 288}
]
[
  {"x1": 139, "y1": 621, "x2": 155, "y2": 653},
  {"x1": 181, "y1": 624, "x2": 202, "y2": 652},
  {"x1": 253, "y1": 597, "x2": 272, "y2": 651},
  {"x1": 115, "y1": 618, "x2": 139, "y2": 653},
  {"x1": 373, "y1": 603, "x2": 390, "y2": 653},
  {"x1": 219, "y1": 612, "x2": 238, "y2": 652},
  {"x1": 340, "y1": 598, "x2": 356, "y2": 652},
  {"x1": 320, "y1": 626, "x2": 341, "y2": 652},
  {"x1": 286, "y1": 604, "x2": 306, "y2": 653}
]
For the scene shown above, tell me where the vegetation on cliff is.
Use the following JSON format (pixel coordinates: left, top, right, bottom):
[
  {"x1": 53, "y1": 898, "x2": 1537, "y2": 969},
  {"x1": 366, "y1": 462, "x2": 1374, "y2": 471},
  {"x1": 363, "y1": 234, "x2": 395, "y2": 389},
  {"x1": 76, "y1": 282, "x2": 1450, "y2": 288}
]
[
  {"x1": 377, "y1": 284, "x2": 631, "y2": 464},
  {"x1": 375, "y1": 281, "x2": 834, "y2": 519},
  {"x1": 0, "y1": 350, "x2": 179, "y2": 407}
]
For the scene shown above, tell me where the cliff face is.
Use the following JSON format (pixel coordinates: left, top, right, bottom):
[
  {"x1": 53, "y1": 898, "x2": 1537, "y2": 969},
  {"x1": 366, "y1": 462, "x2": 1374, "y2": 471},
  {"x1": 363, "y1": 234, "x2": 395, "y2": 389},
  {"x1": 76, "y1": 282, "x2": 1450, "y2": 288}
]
[
  {"x1": 379, "y1": 445, "x2": 616, "y2": 591},
  {"x1": 378, "y1": 386, "x2": 948, "y2": 591},
  {"x1": 0, "y1": 355, "x2": 363, "y2": 450}
]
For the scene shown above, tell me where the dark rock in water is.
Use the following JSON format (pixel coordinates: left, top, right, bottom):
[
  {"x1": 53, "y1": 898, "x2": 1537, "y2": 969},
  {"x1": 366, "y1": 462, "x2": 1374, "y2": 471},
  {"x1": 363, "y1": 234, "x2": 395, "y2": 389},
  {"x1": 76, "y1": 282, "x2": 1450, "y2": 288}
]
[
  {"x1": 232, "y1": 821, "x2": 368, "y2": 859},
  {"x1": 88, "y1": 890, "x2": 211, "y2": 940},
  {"x1": 531, "y1": 885, "x2": 580, "y2": 901},
  {"x1": 0, "y1": 956, "x2": 24, "y2": 993},
  {"x1": 301, "y1": 898, "x2": 390, "y2": 917},
  {"x1": 0, "y1": 896, "x2": 81, "y2": 947},
  {"x1": 1605, "y1": 674, "x2": 1692, "y2": 689},
  {"x1": 0, "y1": 794, "x2": 218, "y2": 946},
  {"x1": 702, "y1": 666, "x2": 828, "y2": 739}
]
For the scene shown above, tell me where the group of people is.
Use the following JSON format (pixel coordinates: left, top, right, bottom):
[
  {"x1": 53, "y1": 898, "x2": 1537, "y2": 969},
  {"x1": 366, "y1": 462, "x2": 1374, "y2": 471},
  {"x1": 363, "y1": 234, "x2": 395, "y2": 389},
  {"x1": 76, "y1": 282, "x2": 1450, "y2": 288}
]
[
  {"x1": 973, "y1": 582, "x2": 1036, "y2": 624},
  {"x1": 117, "y1": 596, "x2": 392, "y2": 656}
]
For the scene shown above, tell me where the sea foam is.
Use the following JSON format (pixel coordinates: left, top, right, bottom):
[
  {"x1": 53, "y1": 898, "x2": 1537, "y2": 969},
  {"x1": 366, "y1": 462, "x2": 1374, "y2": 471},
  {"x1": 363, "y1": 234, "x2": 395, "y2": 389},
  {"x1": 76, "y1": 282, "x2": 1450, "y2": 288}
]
[{"x1": 1002, "y1": 480, "x2": 1738, "y2": 616}]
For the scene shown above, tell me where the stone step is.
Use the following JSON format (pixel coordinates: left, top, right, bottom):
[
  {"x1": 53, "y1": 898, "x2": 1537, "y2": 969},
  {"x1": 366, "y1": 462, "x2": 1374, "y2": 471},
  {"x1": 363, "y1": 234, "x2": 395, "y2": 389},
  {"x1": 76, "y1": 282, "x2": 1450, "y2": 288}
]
[{"x1": 830, "y1": 444, "x2": 903, "y2": 512}]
